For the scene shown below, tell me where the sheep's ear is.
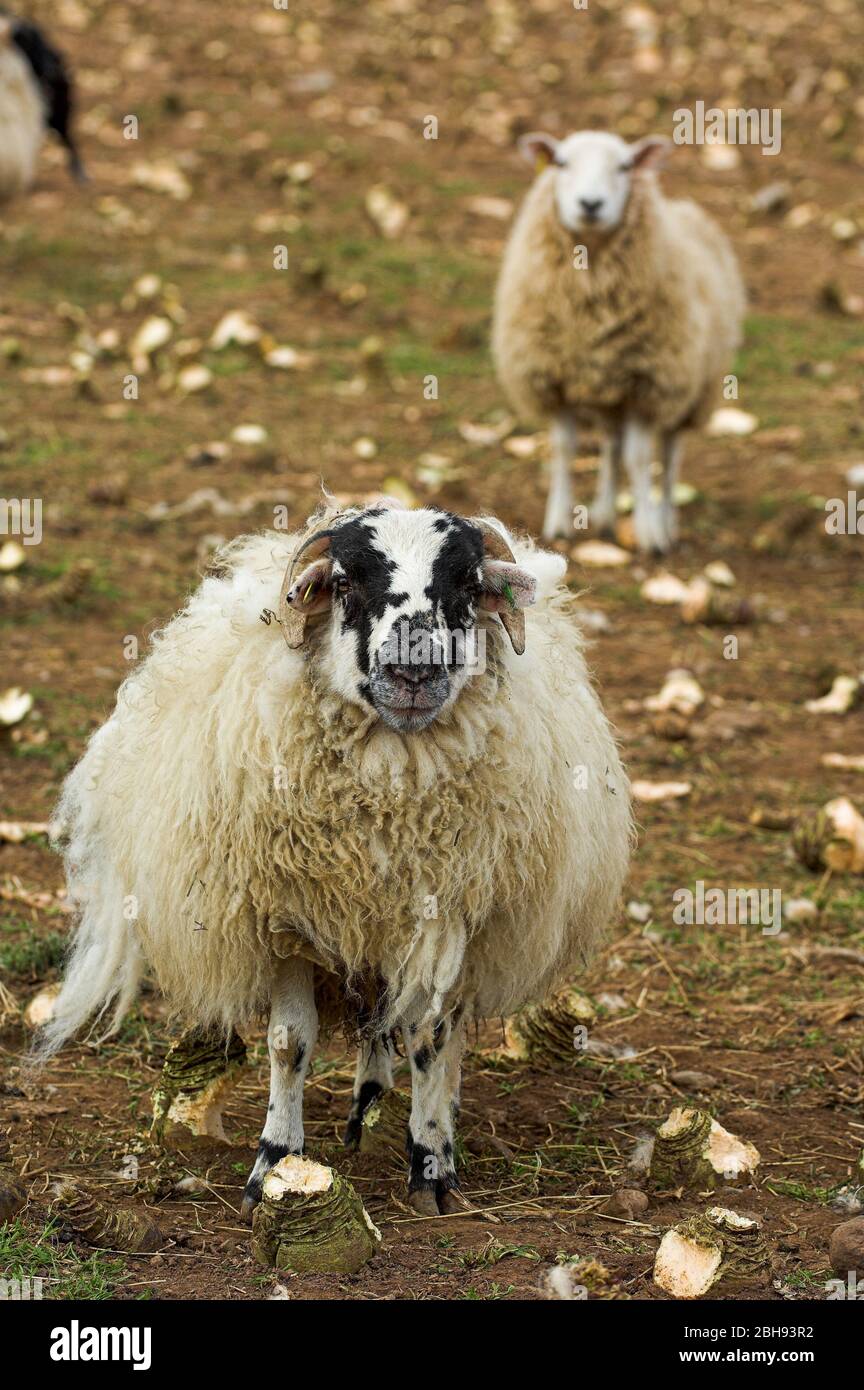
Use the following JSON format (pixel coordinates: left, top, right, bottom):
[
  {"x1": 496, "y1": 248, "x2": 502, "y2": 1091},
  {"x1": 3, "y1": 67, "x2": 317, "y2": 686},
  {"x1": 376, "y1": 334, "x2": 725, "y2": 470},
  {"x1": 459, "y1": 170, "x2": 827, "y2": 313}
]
[
  {"x1": 279, "y1": 556, "x2": 333, "y2": 648},
  {"x1": 628, "y1": 135, "x2": 671, "y2": 173},
  {"x1": 479, "y1": 559, "x2": 537, "y2": 655},
  {"x1": 518, "y1": 132, "x2": 560, "y2": 172}
]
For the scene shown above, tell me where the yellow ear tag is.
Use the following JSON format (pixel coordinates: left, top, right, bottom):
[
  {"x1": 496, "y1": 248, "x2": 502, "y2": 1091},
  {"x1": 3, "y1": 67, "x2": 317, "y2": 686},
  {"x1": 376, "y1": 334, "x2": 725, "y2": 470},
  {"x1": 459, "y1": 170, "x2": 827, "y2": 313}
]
[
  {"x1": 302, "y1": 581, "x2": 316, "y2": 604},
  {"x1": 535, "y1": 150, "x2": 552, "y2": 173}
]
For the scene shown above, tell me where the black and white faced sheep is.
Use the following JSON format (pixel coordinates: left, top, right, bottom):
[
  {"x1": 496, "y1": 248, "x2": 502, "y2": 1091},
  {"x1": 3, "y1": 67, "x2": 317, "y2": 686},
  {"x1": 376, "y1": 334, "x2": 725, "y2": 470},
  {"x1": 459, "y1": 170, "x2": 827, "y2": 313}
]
[
  {"x1": 39, "y1": 503, "x2": 632, "y2": 1216},
  {"x1": 0, "y1": 10, "x2": 83, "y2": 199},
  {"x1": 492, "y1": 130, "x2": 746, "y2": 551}
]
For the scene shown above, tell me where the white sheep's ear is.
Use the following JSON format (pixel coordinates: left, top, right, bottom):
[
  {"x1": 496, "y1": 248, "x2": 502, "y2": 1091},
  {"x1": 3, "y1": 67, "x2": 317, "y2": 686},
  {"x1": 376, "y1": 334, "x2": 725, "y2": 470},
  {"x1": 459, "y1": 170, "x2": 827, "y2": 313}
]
[
  {"x1": 628, "y1": 135, "x2": 671, "y2": 173},
  {"x1": 479, "y1": 560, "x2": 537, "y2": 655},
  {"x1": 517, "y1": 132, "x2": 560, "y2": 171}
]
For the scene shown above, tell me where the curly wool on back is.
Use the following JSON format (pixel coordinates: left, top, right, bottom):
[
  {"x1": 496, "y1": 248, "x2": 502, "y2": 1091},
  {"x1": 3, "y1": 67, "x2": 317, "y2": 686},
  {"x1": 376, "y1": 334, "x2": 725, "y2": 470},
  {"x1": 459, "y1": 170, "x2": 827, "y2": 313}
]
[{"x1": 41, "y1": 510, "x2": 632, "y2": 1055}]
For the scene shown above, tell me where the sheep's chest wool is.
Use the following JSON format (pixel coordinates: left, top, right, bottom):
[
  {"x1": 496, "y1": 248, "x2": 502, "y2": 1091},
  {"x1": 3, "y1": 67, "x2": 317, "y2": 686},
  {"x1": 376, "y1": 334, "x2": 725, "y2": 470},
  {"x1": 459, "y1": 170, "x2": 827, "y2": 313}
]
[{"x1": 252, "y1": 665, "x2": 567, "y2": 1024}]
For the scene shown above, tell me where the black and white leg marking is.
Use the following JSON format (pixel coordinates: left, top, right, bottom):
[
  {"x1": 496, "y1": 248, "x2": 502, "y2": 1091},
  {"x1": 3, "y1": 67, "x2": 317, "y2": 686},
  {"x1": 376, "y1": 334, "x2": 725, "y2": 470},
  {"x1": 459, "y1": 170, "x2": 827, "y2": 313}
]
[
  {"x1": 401, "y1": 997, "x2": 465, "y2": 1215},
  {"x1": 241, "y1": 956, "x2": 317, "y2": 1222},
  {"x1": 343, "y1": 1033, "x2": 395, "y2": 1150}
]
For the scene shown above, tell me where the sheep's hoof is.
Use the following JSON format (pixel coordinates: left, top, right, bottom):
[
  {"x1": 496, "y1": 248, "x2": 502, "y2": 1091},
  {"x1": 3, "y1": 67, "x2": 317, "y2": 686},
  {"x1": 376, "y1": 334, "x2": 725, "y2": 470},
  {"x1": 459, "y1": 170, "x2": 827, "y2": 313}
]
[
  {"x1": 439, "y1": 1188, "x2": 472, "y2": 1215},
  {"x1": 241, "y1": 1139, "x2": 299, "y2": 1222},
  {"x1": 408, "y1": 1188, "x2": 440, "y2": 1216},
  {"x1": 407, "y1": 1185, "x2": 472, "y2": 1217},
  {"x1": 240, "y1": 1189, "x2": 260, "y2": 1224},
  {"x1": 342, "y1": 1120, "x2": 362, "y2": 1153}
]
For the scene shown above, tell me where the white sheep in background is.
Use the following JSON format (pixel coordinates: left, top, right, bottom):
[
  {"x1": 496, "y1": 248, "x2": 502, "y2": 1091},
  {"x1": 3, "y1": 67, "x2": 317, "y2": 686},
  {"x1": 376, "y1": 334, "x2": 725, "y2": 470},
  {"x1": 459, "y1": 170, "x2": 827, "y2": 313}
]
[
  {"x1": 0, "y1": 10, "x2": 84, "y2": 199},
  {"x1": 38, "y1": 502, "x2": 631, "y2": 1216},
  {"x1": 492, "y1": 129, "x2": 745, "y2": 551}
]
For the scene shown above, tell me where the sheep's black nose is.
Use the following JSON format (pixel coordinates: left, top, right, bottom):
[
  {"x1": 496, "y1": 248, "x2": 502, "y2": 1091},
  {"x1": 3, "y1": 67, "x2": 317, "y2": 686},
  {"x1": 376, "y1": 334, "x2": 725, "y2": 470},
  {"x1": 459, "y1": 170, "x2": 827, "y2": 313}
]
[
  {"x1": 580, "y1": 197, "x2": 604, "y2": 218},
  {"x1": 392, "y1": 664, "x2": 436, "y2": 687}
]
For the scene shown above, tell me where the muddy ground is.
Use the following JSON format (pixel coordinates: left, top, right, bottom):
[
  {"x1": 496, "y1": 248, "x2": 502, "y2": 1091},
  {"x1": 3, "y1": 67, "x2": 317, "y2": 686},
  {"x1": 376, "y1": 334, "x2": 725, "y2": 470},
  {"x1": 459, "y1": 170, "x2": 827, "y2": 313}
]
[{"x1": 1, "y1": 0, "x2": 863, "y2": 1301}]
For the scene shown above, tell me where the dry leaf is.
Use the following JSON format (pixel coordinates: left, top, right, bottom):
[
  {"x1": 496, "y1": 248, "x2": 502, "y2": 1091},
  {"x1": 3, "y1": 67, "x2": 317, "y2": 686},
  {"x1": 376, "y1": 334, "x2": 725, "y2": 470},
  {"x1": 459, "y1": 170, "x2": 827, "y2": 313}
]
[
  {"x1": 822, "y1": 753, "x2": 864, "y2": 772},
  {"x1": 458, "y1": 418, "x2": 514, "y2": 446},
  {"x1": 0, "y1": 688, "x2": 33, "y2": 726},
  {"x1": 365, "y1": 185, "x2": 408, "y2": 239},
  {"x1": 0, "y1": 542, "x2": 25, "y2": 573},
  {"x1": 641, "y1": 573, "x2": 692, "y2": 605},
  {"x1": 0, "y1": 821, "x2": 50, "y2": 844},
  {"x1": 264, "y1": 346, "x2": 316, "y2": 370},
  {"x1": 573, "y1": 541, "x2": 632, "y2": 568},
  {"x1": 806, "y1": 676, "x2": 860, "y2": 714},
  {"x1": 503, "y1": 434, "x2": 540, "y2": 458},
  {"x1": 706, "y1": 407, "x2": 759, "y2": 436},
  {"x1": 129, "y1": 315, "x2": 173, "y2": 364},
  {"x1": 632, "y1": 780, "x2": 693, "y2": 803},
  {"x1": 132, "y1": 160, "x2": 191, "y2": 200},
  {"x1": 644, "y1": 670, "x2": 705, "y2": 718},
  {"x1": 210, "y1": 310, "x2": 261, "y2": 350},
  {"x1": 230, "y1": 424, "x2": 268, "y2": 446},
  {"x1": 463, "y1": 195, "x2": 513, "y2": 221},
  {"x1": 177, "y1": 364, "x2": 213, "y2": 394}
]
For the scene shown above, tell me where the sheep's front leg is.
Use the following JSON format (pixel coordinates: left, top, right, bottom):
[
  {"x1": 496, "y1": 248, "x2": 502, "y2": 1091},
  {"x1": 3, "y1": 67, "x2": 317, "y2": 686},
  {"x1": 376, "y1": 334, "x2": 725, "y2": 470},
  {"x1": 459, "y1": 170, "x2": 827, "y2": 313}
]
[
  {"x1": 241, "y1": 956, "x2": 317, "y2": 1222},
  {"x1": 660, "y1": 429, "x2": 682, "y2": 547},
  {"x1": 343, "y1": 1033, "x2": 395, "y2": 1150},
  {"x1": 543, "y1": 414, "x2": 577, "y2": 540},
  {"x1": 402, "y1": 998, "x2": 465, "y2": 1215},
  {"x1": 591, "y1": 428, "x2": 623, "y2": 536},
  {"x1": 622, "y1": 418, "x2": 666, "y2": 553}
]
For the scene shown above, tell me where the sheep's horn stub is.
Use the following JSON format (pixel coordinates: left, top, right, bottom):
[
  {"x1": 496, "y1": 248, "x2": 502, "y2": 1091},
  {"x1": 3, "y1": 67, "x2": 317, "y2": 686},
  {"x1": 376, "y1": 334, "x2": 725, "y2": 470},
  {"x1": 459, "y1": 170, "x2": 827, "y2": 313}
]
[
  {"x1": 472, "y1": 519, "x2": 527, "y2": 656},
  {"x1": 278, "y1": 529, "x2": 335, "y2": 649}
]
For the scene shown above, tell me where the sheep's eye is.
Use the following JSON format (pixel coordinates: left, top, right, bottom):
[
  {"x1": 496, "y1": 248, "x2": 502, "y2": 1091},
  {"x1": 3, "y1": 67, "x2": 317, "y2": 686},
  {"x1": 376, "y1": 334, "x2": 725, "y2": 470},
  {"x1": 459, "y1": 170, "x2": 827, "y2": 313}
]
[
  {"x1": 619, "y1": 160, "x2": 633, "y2": 172},
  {"x1": 334, "y1": 576, "x2": 351, "y2": 597}
]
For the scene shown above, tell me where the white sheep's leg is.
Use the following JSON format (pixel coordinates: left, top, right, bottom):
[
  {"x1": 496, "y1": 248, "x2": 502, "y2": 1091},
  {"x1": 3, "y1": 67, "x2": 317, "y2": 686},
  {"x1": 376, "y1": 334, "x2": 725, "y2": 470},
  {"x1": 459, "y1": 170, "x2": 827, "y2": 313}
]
[
  {"x1": 622, "y1": 418, "x2": 666, "y2": 554},
  {"x1": 542, "y1": 414, "x2": 577, "y2": 540},
  {"x1": 342, "y1": 1033, "x2": 396, "y2": 1151},
  {"x1": 241, "y1": 956, "x2": 317, "y2": 1222},
  {"x1": 402, "y1": 997, "x2": 465, "y2": 1215},
  {"x1": 660, "y1": 429, "x2": 682, "y2": 547},
  {"x1": 591, "y1": 429, "x2": 623, "y2": 536}
]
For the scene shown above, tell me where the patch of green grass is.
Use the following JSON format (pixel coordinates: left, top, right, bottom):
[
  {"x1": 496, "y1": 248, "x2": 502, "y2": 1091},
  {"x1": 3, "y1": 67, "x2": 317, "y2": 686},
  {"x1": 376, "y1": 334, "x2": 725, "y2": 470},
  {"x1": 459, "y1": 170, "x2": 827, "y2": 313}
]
[
  {"x1": 386, "y1": 339, "x2": 489, "y2": 380},
  {"x1": 741, "y1": 314, "x2": 864, "y2": 378},
  {"x1": 0, "y1": 932, "x2": 66, "y2": 980},
  {"x1": 765, "y1": 1178, "x2": 837, "y2": 1204},
  {"x1": 0, "y1": 1219, "x2": 129, "y2": 1299},
  {"x1": 783, "y1": 1267, "x2": 830, "y2": 1291}
]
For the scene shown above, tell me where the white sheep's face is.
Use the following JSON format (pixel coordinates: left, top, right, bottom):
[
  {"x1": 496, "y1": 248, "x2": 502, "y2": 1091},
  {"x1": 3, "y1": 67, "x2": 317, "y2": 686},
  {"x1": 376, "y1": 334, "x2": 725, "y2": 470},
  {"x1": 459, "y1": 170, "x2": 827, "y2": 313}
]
[
  {"x1": 519, "y1": 130, "x2": 670, "y2": 236},
  {"x1": 281, "y1": 506, "x2": 536, "y2": 734}
]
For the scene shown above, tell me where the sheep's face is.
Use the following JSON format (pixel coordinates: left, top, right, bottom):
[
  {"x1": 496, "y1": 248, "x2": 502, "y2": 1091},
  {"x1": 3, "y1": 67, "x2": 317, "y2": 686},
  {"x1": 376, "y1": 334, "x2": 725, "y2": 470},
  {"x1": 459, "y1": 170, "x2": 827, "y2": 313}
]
[
  {"x1": 519, "y1": 130, "x2": 670, "y2": 236},
  {"x1": 283, "y1": 507, "x2": 536, "y2": 734}
]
